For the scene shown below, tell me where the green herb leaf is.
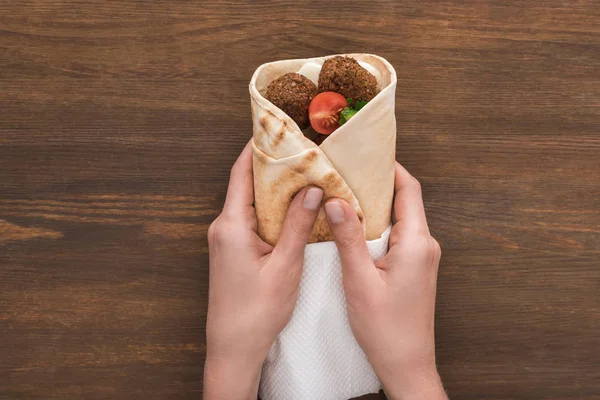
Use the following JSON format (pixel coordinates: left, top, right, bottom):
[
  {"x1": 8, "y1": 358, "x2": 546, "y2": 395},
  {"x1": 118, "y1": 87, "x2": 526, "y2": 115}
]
[
  {"x1": 339, "y1": 99, "x2": 370, "y2": 126},
  {"x1": 354, "y1": 100, "x2": 368, "y2": 111},
  {"x1": 340, "y1": 107, "x2": 358, "y2": 125}
]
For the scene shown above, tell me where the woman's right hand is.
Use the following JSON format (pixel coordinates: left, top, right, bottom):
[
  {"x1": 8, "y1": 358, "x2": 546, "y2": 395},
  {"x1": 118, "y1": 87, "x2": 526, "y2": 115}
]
[{"x1": 324, "y1": 162, "x2": 447, "y2": 400}]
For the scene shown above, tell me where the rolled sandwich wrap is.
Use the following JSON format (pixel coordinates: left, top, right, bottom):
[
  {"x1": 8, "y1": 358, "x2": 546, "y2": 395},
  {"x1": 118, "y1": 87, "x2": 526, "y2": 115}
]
[{"x1": 250, "y1": 54, "x2": 397, "y2": 245}]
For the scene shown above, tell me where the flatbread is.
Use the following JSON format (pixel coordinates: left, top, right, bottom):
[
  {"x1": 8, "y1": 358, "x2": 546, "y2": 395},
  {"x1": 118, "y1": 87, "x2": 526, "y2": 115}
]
[{"x1": 250, "y1": 54, "x2": 397, "y2": 245}]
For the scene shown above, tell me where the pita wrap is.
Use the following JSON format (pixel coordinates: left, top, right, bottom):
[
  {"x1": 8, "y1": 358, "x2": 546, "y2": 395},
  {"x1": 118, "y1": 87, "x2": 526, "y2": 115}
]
[{"x1": 250, "y1": 54, "x2": 397, "y2": 245}]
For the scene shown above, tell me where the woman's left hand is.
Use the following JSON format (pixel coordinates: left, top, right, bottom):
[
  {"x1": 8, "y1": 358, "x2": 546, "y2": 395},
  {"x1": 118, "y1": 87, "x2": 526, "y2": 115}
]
[{"x1": 204, "y1": 141, "x2": 323, "y2": 400}]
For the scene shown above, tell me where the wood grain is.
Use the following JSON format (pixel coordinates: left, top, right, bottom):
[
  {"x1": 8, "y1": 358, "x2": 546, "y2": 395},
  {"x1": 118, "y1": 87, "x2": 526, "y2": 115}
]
[{"x1": 1, "y1": 0, "x2": 599, "y2": 399}]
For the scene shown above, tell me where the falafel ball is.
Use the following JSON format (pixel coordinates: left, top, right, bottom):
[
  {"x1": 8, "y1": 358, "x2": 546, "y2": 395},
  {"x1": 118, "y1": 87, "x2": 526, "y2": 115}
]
[
  {"x1": 318, "y1": 56, "x2": 378, "y2": 102},
  {"x1": 265, "y1": 72, "x2": 317, "y2": 129}
]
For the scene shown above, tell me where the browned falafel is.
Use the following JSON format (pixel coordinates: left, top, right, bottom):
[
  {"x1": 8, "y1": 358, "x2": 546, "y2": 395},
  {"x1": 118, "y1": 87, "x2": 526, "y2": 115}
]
[
  {"x1": 318, "y1": 56, "x2": 378, "y2": 102},
  {"x1": 265, "y1": 72, "x2": 317, "y2": 130}
]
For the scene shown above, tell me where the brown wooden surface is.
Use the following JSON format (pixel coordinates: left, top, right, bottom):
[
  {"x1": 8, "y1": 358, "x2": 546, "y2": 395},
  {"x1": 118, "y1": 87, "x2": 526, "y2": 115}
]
[{"x1": 1, "y1": 1, "x2": 599, "y2": 399}]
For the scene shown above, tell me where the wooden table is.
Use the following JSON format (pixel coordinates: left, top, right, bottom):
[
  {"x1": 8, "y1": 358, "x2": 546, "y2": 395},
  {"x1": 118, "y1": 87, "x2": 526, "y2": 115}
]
[{"x1": 2, "y1": 1, "x2": 599, "y2": 399}]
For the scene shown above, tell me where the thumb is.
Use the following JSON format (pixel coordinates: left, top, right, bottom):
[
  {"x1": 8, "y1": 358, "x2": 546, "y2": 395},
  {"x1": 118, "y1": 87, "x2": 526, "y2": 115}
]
[
  {"x1": 272, "y1": 187, "x2": 323, "y2": 262},
  {"x1": 324, "y1": 200, "x2": 378, "y2": 286}
]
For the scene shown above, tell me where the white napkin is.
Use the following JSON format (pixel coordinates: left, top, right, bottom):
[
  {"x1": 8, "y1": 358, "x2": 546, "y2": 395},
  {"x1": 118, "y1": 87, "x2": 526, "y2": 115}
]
[{"x1": 259, "y1": 227, "x2": 391, "y2": 400}]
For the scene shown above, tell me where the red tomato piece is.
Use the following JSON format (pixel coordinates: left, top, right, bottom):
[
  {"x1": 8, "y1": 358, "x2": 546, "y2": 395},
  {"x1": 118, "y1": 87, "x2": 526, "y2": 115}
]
[{"x1": 308, "y1": 92, "x2": 348, "y2": 134}]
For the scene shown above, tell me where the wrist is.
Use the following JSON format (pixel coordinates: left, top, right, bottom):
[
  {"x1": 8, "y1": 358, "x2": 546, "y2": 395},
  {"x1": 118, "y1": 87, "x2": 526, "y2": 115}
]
[
  {"x1": 380, "y1": 364, "x2": 446, "y2": 400},
  {"x1": 203, "y1": 355, "x2": 263, "y2": 400}
]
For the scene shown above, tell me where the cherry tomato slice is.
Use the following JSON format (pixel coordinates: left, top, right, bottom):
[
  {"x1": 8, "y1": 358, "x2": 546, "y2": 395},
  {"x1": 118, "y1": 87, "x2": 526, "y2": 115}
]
[{"x1": 308, "y1": 92, "x2": 348, "y2": 135}]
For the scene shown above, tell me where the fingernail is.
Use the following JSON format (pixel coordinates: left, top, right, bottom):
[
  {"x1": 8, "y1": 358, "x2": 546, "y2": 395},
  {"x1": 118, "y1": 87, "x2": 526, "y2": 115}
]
[
  {"x1": 325, "y1": 201, "x2": 345, "y2": 224},
  {"x1": 303, "y1": 187, "x2": 323, "y2": 210}
]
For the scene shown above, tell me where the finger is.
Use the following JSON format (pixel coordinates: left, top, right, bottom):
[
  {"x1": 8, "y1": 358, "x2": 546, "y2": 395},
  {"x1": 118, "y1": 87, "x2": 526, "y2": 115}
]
[
  {"x1": 223, "y1": 140, "x2": 255, "y2": 219},
  {"x1": 271, "y1": 186, "x2": 323, "y2": 264},
  {"x1": 324, "y1": 199, "x2": 379, "y2": 286},
  {"x1": 392, "y1": 162, "x2": 429, "y2": 236}
]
